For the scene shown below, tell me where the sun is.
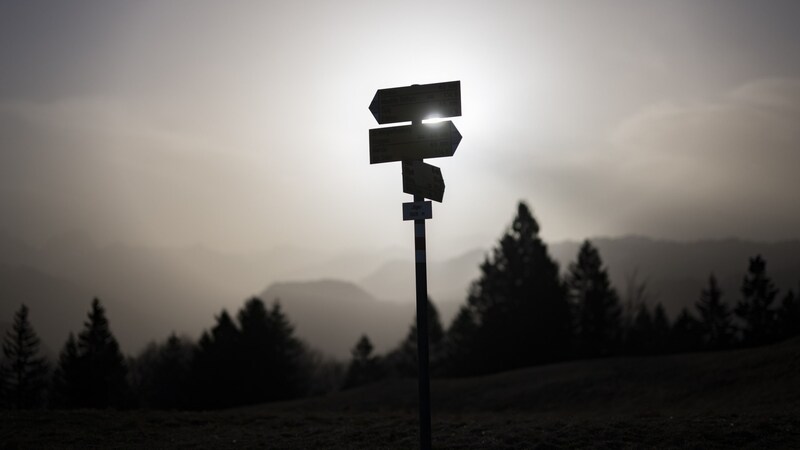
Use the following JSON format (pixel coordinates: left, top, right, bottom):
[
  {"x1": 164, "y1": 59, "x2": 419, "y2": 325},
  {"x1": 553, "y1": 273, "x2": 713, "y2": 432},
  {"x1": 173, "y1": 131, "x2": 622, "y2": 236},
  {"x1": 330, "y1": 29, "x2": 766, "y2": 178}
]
[{"x1": 422, "y1": 115, "x2": 450, "y2": 124}]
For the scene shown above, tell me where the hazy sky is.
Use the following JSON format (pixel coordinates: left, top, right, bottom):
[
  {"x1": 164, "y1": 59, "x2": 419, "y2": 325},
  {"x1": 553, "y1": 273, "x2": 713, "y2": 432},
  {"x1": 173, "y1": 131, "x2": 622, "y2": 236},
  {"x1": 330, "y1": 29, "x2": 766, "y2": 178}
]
[{"x1": 2, "y1": 1, "x2": 800, "y2": 257}]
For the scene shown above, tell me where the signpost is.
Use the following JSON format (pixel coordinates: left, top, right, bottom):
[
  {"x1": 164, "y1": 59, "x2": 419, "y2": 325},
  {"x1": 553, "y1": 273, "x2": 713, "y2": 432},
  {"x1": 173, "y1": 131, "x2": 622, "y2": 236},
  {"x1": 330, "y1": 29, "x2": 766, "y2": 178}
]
[
  {"x1": 369, "y1": 80, "x2": 461, "y2": 124},
  {"x1": 368, "y1": 81, "x2": 462, "y2": 450},
  {"x1": 402, "y1": 161, "x2": 445, "y2": 203},
  {"x1": 369, "y1": 120, "x2": 462, "y2": 164}
]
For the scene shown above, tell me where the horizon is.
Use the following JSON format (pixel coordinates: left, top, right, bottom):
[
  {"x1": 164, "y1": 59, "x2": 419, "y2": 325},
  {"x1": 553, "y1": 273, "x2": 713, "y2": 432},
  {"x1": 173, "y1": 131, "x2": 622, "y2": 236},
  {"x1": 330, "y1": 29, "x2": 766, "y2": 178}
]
[
  {"x1": 5, "y1": 225, "x2": 800, "y2": 258},
  {"x1": 3, "y1": 224, "x2": 799, "y2": 359}
]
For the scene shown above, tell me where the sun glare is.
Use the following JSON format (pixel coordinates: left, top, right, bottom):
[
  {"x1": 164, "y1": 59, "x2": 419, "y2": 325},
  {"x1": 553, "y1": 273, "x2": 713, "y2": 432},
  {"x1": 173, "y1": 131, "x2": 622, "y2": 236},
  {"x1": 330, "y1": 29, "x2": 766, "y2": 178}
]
[{"x1": 422, "y1": 116, "x2": 450, "y2": 124}]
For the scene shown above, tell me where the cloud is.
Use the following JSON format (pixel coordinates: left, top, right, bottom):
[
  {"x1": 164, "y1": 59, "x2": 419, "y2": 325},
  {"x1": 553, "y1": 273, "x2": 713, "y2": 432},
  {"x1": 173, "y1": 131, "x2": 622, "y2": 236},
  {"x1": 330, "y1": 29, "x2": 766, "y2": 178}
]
[
  {"x1": 0, "y1": 97, "x2": 285, "y2": 248},
  {"x1": 603, "y1": 77, "x2": 800, "y2": 239}
]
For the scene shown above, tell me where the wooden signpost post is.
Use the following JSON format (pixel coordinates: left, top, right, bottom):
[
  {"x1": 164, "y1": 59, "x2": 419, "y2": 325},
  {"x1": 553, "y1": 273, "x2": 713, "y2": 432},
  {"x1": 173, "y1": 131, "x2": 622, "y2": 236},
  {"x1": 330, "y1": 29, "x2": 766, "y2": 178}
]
[{"x1": 368, "y1": 80, "x2": 462, "y2": 450}]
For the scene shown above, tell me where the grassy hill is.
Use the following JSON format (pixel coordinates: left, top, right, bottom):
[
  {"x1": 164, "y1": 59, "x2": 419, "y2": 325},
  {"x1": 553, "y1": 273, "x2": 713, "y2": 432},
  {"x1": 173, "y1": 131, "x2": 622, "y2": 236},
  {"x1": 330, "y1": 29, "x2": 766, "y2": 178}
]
[
  {"x1": 278, "y1": 336, "x2": 800, "y2": 416},
  {"x1": 3, "y1": 338, "x2": 799, "y2": 448}
]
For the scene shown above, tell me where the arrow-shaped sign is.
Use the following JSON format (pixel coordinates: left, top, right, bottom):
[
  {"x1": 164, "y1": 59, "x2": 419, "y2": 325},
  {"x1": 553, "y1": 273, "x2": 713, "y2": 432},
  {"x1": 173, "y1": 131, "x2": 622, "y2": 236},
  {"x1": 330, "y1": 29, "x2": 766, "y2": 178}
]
[
  {"x1": 369, "y1": 81, "x2": 461, "y2": 124},
  {"x1": 402, "y1": 160, "x2": 445, "y2": 202},
  {"x1": 369, "y1": 121, "x2": 461, "y2": 164}
]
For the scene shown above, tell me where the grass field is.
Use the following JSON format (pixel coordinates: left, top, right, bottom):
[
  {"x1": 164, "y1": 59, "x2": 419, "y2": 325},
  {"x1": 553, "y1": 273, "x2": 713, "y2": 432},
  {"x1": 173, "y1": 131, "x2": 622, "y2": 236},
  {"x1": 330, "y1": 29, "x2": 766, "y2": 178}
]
[{"x1": 2, "y1": 338, "x2": 799, "y2": 448}]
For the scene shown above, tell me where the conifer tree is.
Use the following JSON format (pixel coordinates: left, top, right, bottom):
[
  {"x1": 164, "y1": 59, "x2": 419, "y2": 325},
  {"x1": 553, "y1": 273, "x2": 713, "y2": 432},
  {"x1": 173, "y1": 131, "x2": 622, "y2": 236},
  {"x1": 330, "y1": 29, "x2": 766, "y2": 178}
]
[
  {"x1": 387, "y1": 299, "x2": 444, "y2": 377},
  {"x1": 0, "y1": 359, "x2": 6, "y2": 408},
  {"x1": 1, "y1": 304, "x2": 49, "y2": 408},
  {"x1": 238, "y1": 298, "x2": 307, "y2": 403},
  {"x1": 52, "y1": 333, "x2": 81, "y2": 408},
  {"x1": 442, "y1": 306, "x2": 479, "y2": 376},
  {"x1": 342, "y1": 334, "x2": 383, "y2": 389},
  {"x1": 625, "y1": 304, "x2": 653, "y2": 355},
  {"x1": 52, "y1": 299, "x2": 128, "y2": 408},
  {"x1": 130, "y1": 333, "x2": 194, "y2": 409},
  {"x1": 191, "y1": 299, "x2": 308, "y2": 409},
  {"x1": 776, "y1": 289, "x2": 800, "y2": 340},
  {"x1": 191, "y1": 310, "x2": 244, "y2": 409},
  {"x1": 464, "y1": 202, "x2": 570, "y2": 374},
  {"x1": 670, "y1": 308, "x2": 703, "y2": 353},
  {"x1": 238, "y1": 298, "x2": 272, "y2": 403},
  {"x1": 651, "y1": 303, "x2": 671, "y2": 354},
  {"x1": 736, "y1": 256, "x2": 779, "y2": 346},
  {"x1": 77, "y1": 298, "x2": 129, "y2": 408},
  {"x1": 565, "y1": 240, "x2": 622, "y2": 358},
  {"x1": 263, "y1": 300, "x2": 308, "y2": 400},
  {"x1": 695, "y1": 275, "x2": 734, "y2": 350}
]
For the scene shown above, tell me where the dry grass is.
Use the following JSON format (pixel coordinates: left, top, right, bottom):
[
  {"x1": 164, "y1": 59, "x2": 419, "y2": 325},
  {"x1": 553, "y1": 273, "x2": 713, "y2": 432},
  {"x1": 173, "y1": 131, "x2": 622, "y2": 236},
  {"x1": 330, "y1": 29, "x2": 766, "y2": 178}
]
[{"x1": 2, "y1": 338, "x2": 799, "y2": 448}]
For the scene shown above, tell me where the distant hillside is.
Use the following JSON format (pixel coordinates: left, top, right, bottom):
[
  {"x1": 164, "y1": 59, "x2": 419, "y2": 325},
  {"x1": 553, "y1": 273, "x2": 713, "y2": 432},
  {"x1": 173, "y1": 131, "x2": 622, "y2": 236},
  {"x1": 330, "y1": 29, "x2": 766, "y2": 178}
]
[
  {"x1": 261, "y1": 280, "x2": 417, "y2": 359},
  {"x1": 360, "y1": 249, "x2": 485, "y2": 326}
]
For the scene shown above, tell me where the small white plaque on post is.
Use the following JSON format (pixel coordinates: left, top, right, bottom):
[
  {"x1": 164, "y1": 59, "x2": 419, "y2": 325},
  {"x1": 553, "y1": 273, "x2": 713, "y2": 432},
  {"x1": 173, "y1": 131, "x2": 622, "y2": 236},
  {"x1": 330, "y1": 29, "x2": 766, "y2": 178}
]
[{"x1": 402, "y1": 201, "x2": 433, "y2": 221}]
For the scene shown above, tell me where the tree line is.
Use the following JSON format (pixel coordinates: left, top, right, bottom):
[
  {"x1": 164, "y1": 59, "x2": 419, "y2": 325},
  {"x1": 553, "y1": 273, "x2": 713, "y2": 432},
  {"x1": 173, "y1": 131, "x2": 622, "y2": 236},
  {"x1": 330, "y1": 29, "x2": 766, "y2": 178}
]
[
  {"x1": 0, "y1": 297, "x2": 332, "y2": 410},
  {"x1": 1, "y1": 201, "x2": 798, "y2": 408},
  {"x1": 344, "y1": 202, "x2": 800, "y2": 385}
]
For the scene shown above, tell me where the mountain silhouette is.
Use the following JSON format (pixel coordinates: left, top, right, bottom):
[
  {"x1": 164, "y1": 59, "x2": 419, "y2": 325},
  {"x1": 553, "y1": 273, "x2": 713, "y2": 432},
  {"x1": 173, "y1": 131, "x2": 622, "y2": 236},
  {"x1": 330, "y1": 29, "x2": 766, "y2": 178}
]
[
  {"x1": 261, "y1": 280, "x2": 414, "y2": 359},
  {"x1": 1, "y1": 230, "x2": 799, "y2": 357}
]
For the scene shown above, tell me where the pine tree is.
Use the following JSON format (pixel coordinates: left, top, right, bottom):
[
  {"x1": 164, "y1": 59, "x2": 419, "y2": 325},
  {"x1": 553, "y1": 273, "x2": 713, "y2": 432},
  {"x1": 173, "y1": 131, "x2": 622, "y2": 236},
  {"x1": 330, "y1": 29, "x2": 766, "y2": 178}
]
[
  {"x1": 77, "y1": 298, "x2": 129, "y2": 408},
  {"x1": 191, "y1": 299, "x2": 308, "y2": 409},
  {"x1": 387, "y1": 299, "x2": 444, "y2": 377},
  {"x1": 464, "y1": 202, "x2": 570, "y2": 374},
  {"x1": 736, "y1": 256, "x2": 779, "y2": 346},
  {"x1": 130, "y1": 333, "x2": 194, "y2": 409},
  {"x1": 651, "y1": 303, "x2": 671, "y2": 354},
  {"x1": 0, "y1": 359, "x2": 6, "y2": 408},
  {"x1": 1, "y1": 304, "x2": 49, "y2": 409},
  {"x1": 565, "y1": 240, "x2": 622, "y2": 358},
  {"x1": 625, "y1": 303, "x2": 653, "y2": 355},
  {"x1": 776, "y1": 289, "x2": 800, "y2": 340},
  {"x1": 238, "y1": 298, "x2": 308, "y2": 403},
  {"x1": 191, "y1": 310, "x2": 244, "y2": 409},
  {"x1": 670, "y1": 308, "x2": 703, "y2": 353},
  {"x1": 263, "y1": 300, "x2": 308, "y2": 400},
  {"x1": 52, "y1": 299, "x2": 128, "y2": 408},
  {"x1": 695, "y1": 274, "x2": 734, "y2": 350},
  {"x1": 442, "y1": 306, "x2": 479, "y2": 376},
  {"x1": 342, "y1": 335, "x2": 383, "y2": 389},
  {"x1": 52, "y1": 333, "x2": 82, "y2": 408},
  {"x1": 238, "y1": 298, "x2": 273, "y2": 404}
]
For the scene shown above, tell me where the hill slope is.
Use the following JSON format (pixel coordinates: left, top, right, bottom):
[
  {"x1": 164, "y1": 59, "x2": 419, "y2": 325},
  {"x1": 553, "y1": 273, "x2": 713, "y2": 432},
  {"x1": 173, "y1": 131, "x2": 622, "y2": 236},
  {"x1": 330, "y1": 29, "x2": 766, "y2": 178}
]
[
  {"x1": 272, "y1": 337, "x2": 800, "y2": 416},
  {"x1": 2, "y1": 339, "x2": 799, "y2": 449}
]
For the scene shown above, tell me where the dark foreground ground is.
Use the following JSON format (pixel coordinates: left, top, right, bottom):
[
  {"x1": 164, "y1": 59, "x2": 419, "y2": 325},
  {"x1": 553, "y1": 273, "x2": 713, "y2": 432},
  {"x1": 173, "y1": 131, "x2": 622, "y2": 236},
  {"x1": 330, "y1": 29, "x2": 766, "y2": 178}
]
[
  {"x1": 3, "y1": 337, "x2": 799, "y2": 448},
  {"x1": 2, "y1": 409, "x2": 799, "y2": 449}
]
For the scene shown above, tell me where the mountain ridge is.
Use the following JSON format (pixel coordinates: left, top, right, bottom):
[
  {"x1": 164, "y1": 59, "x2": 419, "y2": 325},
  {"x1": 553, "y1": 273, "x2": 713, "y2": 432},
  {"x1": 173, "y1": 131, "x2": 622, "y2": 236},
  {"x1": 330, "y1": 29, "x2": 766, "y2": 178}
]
[{"x1": 1, "y1": 230, "x2": 799, "y2": 358}]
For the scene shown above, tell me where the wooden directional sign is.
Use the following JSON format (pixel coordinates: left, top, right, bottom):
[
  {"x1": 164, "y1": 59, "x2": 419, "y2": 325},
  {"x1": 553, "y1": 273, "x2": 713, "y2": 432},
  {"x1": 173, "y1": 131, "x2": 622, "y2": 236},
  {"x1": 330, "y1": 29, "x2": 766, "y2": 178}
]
[
  {"x1": 370, "y1": 81, "x2": 461, "y2": 124},
  {"x1": 369, "y1": 121, "x2": 461, "y2": 164},
  {"x1": 402, "y1": 160, "x2": 445, "y2": 202},
  {"x1": 402, "y1": 201, "x2": 433, "y2": 221}
]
